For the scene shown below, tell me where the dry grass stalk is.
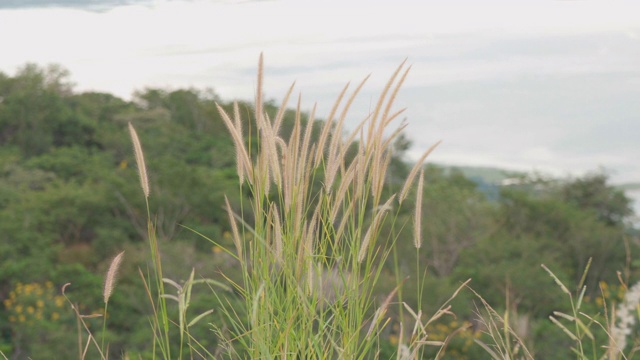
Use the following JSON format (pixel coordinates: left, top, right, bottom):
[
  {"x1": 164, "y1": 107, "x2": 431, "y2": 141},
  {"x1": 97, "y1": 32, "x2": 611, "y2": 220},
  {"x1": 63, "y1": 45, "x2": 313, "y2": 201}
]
[
  {"x1": 314, "y1": 83, "x2": 349, "y2": 167},
  {"x1": 335, "y1": 193, "x2": 358, "y2": 246},
  {"x1": 294, "y1": 140, "x2": 316, "y2": 237},
  {"x1": 283, "y1": 96, "x2": 302, "y2": 212},
  {"x1": 367, "y1": 283, "x2": 401, "y2": 337},
  {"x1": 381, "y1": 120, "x2": 408, "y2": 152},
  {"x1": 270, "y1": 203, "x2": 283, "y2": 264},
  {"x1": 224, "y1": 195, "x2": 243, "y2": 259},
  {"x1": 255, "y1": 53, "x2": 264, "y2": 134},
  {"x1": 324, "y1": 77, "x2": 369, "y2": 191},
  {"x1": 366, "y1": 60, "x2": 406, "y2": 152},
  {"x1": 262, "y1": 113, "x2": 283, "y2": 188},
  {"x1": 414, "y1": 169, "x2": 425, "y2": 249},
  {"x1": 104, "y1": 251, "x2": 125, "y2": 304},
  {"x1": 273, "y1": 81, "x2": 296, "y2": 134},
  {"x1": 374, "y1": 152, "x2": 393, "y2": 201},
  {"x1": 297, "y1": 103, "x2": 316, "y2": 184},
  {"x1": 217, "y1": 103, "x2": 253, "y2": 184},
  {"x1": 358, "y1": 194, "x2": 396, "y2": 263},
  {"x1": 355, "y1": 130, "x2": 367, "y2": 200},
  {"x1": 257, "y1": 145, "x2": 271, "y2": 194},
  {"x1": 232, "y1": 102, "x2": 245, "y2": 183},
  {"x1": 297, "y1": 214, "x2": 318, "y2": 279},
  {"x1": 330, "y1": 163, "x2": 357, "y2": 223},
  {"x1": 399, "y1": 140, "x2": 441, "y2": 203},
  {"x1": 381, "y1": 64, "x2": 411, "y2": 129},
  {"x1": 128, "y1": 122, "x2": 149, "y2": 198}
]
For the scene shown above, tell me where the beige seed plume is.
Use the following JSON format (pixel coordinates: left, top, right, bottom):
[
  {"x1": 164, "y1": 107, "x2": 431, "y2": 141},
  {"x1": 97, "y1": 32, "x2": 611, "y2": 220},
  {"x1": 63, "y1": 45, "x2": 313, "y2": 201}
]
[
  {"x1": 414, "y1": 169, "x2": 424, "y2": 249},
  {"x1": 399, "y1": 140, "x2": 441, "y2": 203},
  {"x1": 225, "y1": 195, "x2": 243, "y2": 259},
  {"x1": 358, "y1": 194, "x2": 396, "y2": 263},
  {"x1": 104, "y1": 251, "x2": 125, "y2": 304},
  {"x1": 128, "y1": 123, "x2": 150, "y2": 198}
]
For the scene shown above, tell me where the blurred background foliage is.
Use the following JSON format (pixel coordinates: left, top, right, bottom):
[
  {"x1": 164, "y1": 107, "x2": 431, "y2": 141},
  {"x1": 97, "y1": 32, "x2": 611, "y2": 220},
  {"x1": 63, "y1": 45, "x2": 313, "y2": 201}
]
[{"x1": 0, "y1": 64, "x2": 637, "y2": 359}]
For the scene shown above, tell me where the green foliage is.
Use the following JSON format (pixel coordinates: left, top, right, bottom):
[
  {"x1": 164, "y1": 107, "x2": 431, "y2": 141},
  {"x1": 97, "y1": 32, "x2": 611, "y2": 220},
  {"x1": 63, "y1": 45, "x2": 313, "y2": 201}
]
[{"x1": 0, "y1": 62, "x2": 637, "y2": 358}]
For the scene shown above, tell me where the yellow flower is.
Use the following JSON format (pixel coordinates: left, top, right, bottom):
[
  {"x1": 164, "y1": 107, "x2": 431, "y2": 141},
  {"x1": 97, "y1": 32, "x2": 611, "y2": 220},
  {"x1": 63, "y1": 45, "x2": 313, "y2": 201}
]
[
  {"x1": 464, "y1": 338, "x2": 473, "y2": 348},
  {"x1": 595, "y1": 297, "x2": 604, "y2": 307},
  {"x1": 18, "y1": 315, "x2": 26, "y2": 323},
  {"x1": 24, "y1": 283, "x2": 33, "y2": 295},
  {"x1": 8, "y1": 316, "x2": 16, "y2": 323},
  {"x1": 54, "y1": 296, "x2": 65, "y2": 308},
  {"x1": 15, "y1": 305, "x2": 23, "y2": 314},
  {"x1": 27, "y1": 306, "x2": 35, "y2": 314},
  {"x1": 36, "y1": 300, "x2": 44, "y2": 308},
  {"x1": 389, "y1": 334, "x2": 399, "y2": 346},
  {"x1": 51, "y1": 312, "x2": 60, "y2": 321}
]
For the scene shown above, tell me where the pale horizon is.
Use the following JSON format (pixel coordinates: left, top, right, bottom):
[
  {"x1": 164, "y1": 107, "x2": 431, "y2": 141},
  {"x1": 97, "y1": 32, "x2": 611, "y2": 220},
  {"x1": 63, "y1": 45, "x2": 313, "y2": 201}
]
[{"x1": 1, "y1": 0, "x2": 639, "y2": 188}]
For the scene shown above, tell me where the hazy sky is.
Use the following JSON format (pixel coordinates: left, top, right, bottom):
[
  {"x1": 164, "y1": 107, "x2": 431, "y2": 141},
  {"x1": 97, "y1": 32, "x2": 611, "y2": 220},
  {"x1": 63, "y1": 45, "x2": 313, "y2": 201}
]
[{"x1": 1, "y1": 0, "x2": 639, "y2": 187}]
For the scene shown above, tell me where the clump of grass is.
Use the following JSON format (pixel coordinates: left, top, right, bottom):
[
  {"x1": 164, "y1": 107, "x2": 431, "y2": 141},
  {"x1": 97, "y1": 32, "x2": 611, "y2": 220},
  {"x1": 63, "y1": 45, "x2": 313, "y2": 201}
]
[
  {"x1": 211, "y1": 54, "x2": 447, "y2": 358},
  {"x1": 64, "y1": 54, "x2": 453, "y2": 359},
  {"x1": 609, "y1": 276, "x2": 640, "y2": 358},
  {"x1": 128, "y1": 121, "x2": 229, "y2": 360},
  {"x1": 468, "y1": 285, "x2": 535, "y2": 360},
  {"x1": 127, "y1": 121, "x2": 173, "y2": 359},
  {"x1": 470, "y1": 258, "x2": 640, "y2": 360},
  {"x1": 63, "y1": 120, "x2": 227, "y2": 360},
  {"x1": 541, "y1": 261, "x2": 640, "y2": 360},
  {"x1": 61, "y1": 250, "x2": 125, "y2": 360}
]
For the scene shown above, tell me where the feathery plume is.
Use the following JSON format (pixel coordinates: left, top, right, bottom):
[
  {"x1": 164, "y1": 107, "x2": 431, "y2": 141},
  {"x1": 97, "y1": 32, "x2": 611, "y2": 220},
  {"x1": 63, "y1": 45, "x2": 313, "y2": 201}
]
[
  {"x1": 314, "y1": 82, "x2": 349, "y2": 167},
  {"x1": 271, "y1": 203, "x2": 283, "y2": 264},
  {"x1": 610, "y1": 280, "x2": 640, "y2": 355},
  {"x1": 104, "y1": 251, "x2": 125, "y2": 304},
  {"x1": 381, "y1": 65, "x2": 411, "y2": 127},
  {"x1": 128, "y1": 123, "x2": 149, "y2": 198},
  {"x1": 273, "y1": 81, "x2": 296, "y2": 134},
  {"x1": 232, "y1": 102, "x2": 245, "y2": 183},
  {"x1": 358, "y1": 195, "x2": 396, "y2": 263},
  {"x1": 255, "y1": 53, "x2": 264, "y2": 131},
  {"x1": 224, "y1": 195, "x2": 243, "y2": 259},
  {"x1": 399, "y1": 140, "x2": 441, "y2": 203},
  {"x1": 366, "y1": 60, "x2": 406, "y2": 147},
  {"x1": 217, "y1": 103, "x2": 253, "y2": 184},
  {"x1": 330, "y1": 163, "x2": 357, "y2": 222},
  {"x1": 367, "y1": 283, "x2": 401, "y2": 337},
  {"x1": 324, "y1": 76, "x2": 369, "y2": 190},
  {"x1": 414, "y1": 169, "x2": 425, "y2": 249}
]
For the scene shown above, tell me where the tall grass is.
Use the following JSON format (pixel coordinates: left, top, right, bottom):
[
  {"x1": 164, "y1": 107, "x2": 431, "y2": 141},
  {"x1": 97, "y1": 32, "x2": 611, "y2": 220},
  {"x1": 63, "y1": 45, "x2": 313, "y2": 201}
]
[
  {"x1": 61, "y1": 55, "x2": 462, "y2": 359},
  {"x1": 210, "y1": 54, "x2": 446, "y2": 358}
]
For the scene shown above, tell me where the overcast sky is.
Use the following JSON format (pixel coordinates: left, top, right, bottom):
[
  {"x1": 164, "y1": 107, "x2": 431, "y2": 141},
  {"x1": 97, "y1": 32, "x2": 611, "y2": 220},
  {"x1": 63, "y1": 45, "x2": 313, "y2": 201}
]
[{"x1": 1, "y1": 0, "x2": 639, "y2": 190}]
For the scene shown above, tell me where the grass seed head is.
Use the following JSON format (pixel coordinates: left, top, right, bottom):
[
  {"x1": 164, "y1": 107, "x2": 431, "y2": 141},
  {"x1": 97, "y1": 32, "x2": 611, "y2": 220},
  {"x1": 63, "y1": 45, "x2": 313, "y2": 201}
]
[{"x1": 104, "y1": 251, "x2": 125, "y2": 304}]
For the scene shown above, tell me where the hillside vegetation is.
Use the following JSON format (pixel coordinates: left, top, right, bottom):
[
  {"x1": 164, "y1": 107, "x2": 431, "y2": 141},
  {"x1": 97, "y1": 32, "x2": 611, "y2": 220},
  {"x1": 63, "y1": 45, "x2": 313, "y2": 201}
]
[{"x1": 0, "y1": 63, "x2": 638, "y2": 359}]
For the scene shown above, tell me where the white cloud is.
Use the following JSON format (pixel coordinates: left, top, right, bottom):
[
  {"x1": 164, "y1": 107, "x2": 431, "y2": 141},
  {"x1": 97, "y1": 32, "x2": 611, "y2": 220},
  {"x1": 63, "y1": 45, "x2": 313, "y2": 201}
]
[{"x1": 1, "y1": 0, "x2": 639, "y2": 185}]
